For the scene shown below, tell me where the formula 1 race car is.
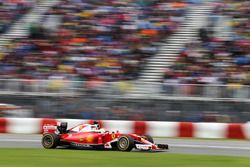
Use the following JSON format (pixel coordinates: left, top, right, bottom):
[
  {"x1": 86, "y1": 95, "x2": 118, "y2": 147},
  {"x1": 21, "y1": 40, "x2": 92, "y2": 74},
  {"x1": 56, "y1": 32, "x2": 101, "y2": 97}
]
[{"x1": 41, "y1": 121, "x2": 168, "y2": 152}]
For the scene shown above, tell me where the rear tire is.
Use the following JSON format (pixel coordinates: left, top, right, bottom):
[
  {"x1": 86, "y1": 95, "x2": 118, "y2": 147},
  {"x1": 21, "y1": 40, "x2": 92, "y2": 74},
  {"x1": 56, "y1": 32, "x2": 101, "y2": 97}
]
[
  {"x1": 117, "y1": 135, "x2": 134, "y2": 152},
  {"x1": 42, "y1": 133, "x2": 59, "y2": 149},
  {"x1": 141, "y1": 135, "x2": 154, "y2": 143}
]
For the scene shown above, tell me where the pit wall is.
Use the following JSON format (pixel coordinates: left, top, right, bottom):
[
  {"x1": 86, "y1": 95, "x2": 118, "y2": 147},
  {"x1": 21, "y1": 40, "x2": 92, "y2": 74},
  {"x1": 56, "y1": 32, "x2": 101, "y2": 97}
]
[{"x1": 0, "y1": 118, "x2": 250, "y2": 139}]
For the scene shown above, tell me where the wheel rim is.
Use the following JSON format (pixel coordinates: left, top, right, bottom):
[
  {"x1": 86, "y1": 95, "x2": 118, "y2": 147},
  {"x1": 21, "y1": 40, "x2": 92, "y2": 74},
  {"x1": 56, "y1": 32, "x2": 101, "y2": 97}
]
[
  {"x1": 43, "y1": 135, "x2": 53, "y2": 147},
  {"x1": 119, "y1": 138, "x2": 128, "y2": 150}
]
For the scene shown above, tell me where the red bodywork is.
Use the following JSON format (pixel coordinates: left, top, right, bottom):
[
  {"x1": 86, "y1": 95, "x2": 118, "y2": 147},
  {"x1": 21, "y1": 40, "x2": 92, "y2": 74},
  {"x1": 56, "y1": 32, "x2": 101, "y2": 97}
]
[{"x1": 42, "y1": 122, "x2": 168, "y2": 151}]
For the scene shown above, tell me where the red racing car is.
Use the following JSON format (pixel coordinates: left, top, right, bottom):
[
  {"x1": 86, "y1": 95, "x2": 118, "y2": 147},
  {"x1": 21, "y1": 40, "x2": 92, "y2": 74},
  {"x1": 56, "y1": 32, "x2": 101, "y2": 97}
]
[{"x1": 41, "y1": 121, "x2": 168, "y2": 152}]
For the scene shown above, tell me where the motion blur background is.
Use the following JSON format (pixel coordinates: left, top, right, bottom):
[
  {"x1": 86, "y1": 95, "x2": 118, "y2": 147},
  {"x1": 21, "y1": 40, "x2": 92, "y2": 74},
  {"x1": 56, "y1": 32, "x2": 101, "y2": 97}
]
[{"x1": 0, "y1": 0, "x2": 249, "y2": 123}]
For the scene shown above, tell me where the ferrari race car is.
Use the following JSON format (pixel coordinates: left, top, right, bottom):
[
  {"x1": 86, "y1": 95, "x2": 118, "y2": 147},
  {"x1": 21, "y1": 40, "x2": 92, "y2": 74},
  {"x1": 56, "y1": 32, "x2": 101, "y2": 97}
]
[{"x1": 41, "y1": 121, "x2": 168, "y2": 152}]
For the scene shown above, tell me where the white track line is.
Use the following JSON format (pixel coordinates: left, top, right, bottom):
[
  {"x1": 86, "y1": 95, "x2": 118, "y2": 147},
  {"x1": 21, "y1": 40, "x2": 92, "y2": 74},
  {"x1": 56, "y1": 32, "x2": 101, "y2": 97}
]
[
  {"x1": 170, "y1": 144, "x2": 250, "y2": 150},
  {"x1": 0, "y1": 139, "x2": 250, "y2": 151},
  {"x1": 0, "y1": 139, "x2": 40, "y2": 142}
]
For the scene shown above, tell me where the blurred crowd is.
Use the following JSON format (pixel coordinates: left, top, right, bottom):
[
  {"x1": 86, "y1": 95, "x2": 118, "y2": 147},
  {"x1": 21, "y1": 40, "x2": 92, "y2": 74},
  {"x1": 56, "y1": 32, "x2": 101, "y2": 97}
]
[
  {"x1": 221, "y1": 0, "x2": 249, "y2": 39},
  {"x1": 0, "y1": 0, "x2": 248, "y2": 96},
  {"x1": 0, "y1": 0, "x2": 189, "y2": 84},
  {"x1": 163, "y1": 0, "x2": 250, "y2": 86},
  {"x1": 0, "y1": 0, "x2": 33, "y2": 33}
]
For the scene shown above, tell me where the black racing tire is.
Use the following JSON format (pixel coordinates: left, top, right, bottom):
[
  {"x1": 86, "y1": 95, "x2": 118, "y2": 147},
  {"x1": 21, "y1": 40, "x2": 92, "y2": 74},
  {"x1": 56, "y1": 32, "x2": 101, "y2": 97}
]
[
  {"x1": 141, "y1": 135, "x2": 154, "y2": 144},
  {"x1": 117, "y1": 135, "x2": 134, "y2": 152},
  {"x1": 42, "y1": 133, "x2": 60, "y2": 149}
]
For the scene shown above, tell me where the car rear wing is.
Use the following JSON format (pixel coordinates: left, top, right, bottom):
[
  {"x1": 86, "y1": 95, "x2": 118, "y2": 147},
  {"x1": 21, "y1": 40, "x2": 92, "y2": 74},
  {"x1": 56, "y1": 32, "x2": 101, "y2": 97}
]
[
  {"x1": 43, "y1": 124, "x2": 58, "y2": 133},
  {"x1": 43, "y1": 122, "x2": 68, "y2": 134},
  {"x1": 42, "y1": 122, "x2": 62, "y2": 134}
]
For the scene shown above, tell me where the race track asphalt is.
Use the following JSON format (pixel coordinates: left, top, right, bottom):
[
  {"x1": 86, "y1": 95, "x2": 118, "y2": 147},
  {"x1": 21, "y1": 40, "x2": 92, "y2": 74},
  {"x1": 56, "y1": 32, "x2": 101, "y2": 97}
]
[{"x1": 0, "y1": 134, "x2": 250, "y2": 157}]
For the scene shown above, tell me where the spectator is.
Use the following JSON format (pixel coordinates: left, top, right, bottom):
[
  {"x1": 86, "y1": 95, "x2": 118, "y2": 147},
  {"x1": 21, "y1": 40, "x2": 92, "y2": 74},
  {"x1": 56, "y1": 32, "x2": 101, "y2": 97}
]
[{"x1": 0, "y1": 0, "x2": 189, "y2": 83}]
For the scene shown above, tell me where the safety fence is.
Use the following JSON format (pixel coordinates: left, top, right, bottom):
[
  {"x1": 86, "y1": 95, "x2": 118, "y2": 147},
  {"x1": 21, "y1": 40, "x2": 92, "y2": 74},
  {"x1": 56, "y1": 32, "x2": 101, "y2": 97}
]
[
  {"x1": 1, "y1": 95, "x2": 249, "y2": 122},
  {"x1": 161, "y1": 83, "x2": 250, "y2": 99},
  {"x1": 0, "y1": 79, "x2": 249, "y2": 100}
]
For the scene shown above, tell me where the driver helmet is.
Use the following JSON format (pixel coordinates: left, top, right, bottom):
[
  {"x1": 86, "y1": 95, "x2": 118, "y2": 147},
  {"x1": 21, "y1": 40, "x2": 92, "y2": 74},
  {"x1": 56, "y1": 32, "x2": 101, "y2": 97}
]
[
  {"x1": 93, "y1": 121, "x2": 100, "y2": 129},
  {"x1": 90, "y1": 124, "x2": 99, "y2": 130}
]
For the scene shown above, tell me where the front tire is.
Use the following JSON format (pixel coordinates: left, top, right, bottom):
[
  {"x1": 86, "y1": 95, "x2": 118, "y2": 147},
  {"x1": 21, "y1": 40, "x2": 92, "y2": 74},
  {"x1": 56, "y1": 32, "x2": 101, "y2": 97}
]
[
  {"x1": 117, "y1": 135, "x2": 134, "y2": 152},
  {"x1": 42, "y1": 133, "x2": 59, "y2": 149}
]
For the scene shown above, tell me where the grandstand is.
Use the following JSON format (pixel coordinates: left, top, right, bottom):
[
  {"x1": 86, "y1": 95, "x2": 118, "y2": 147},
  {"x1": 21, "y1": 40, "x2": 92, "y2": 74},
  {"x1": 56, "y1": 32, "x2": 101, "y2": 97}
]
[
  {"x1": 1, "y1": 0, "x2": 190, "y2": 81},
  {"x1": 0, "y1": 0, "x2": 33, "y2": 34},
  {"x1": 0, "y1": 0, "x2": 249, "y2": 122}
]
